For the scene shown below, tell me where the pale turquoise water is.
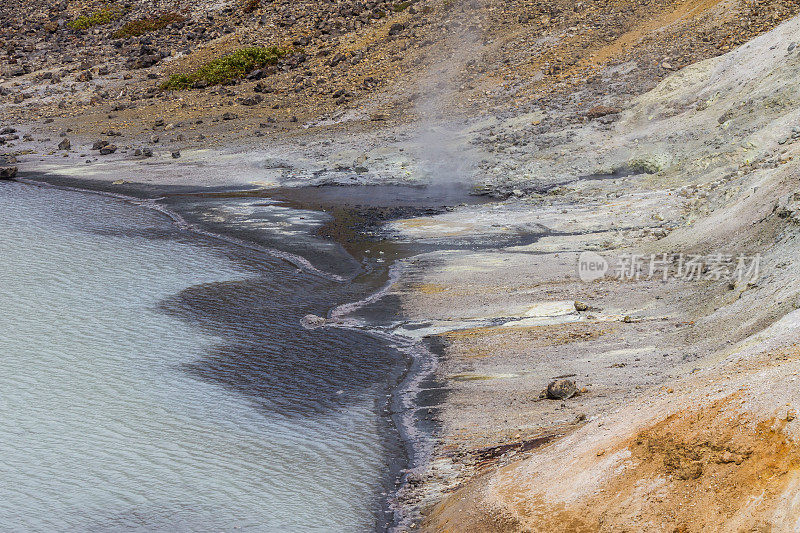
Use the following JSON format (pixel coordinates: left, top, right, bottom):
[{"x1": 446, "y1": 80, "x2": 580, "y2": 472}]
[{"x1": 0, "y1": 182, "x2": 405, "y2": 531}]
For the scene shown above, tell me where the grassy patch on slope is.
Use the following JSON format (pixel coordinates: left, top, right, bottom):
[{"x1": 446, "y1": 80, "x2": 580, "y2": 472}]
[
  {"x1": 69, "y1": 8, "x2": 122, "y2": 30},
  {"x1": 113, "y1": 12, "x2": 186, "y2": 38},
  {"x1": 160, "y1": 47, "x2": 287, "y2": 90}
]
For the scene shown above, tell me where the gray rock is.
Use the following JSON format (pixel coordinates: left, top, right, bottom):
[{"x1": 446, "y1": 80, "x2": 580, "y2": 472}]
[
  {"x1": 238, "y1": 95, "x2": 263, "y2": 106},
  {"x1": 99, "y1": 144, "x2": 117, "y2": 155},
  {"x1": 0, "y1": 166, "x2": 17, "y2": 180},
  {"x1": 92, "y1": 140, "x2": 109, "y2": 150},
  {"x1": 171, "y1": 150, "x2": 181, "y2": 158},
  {"x1": 545, "y1": 379, "x2": 577, "y2": 400},
  {"x1": 58, "y1": 138, "x2": 70, "y2": 150},
  {"x1": 301, "y1": 314, "x2": 327, "y2": 329},
  {"x1": 574, "y1": 301, "x2": 589, "y2": 312}
]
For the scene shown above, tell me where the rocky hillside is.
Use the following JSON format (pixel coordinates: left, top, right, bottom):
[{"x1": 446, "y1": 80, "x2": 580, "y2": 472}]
[
  {"x1": 2, "y1": 0, "x2": 800, "y2": 151},
  {"x1": 380, "y1": 11, "x2": 800, "y2": 532}
]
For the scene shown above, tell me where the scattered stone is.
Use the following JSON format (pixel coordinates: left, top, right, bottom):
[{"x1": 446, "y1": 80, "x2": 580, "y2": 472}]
[
  {"x1": 301, "y1": 314, "x2": 327, "y2": 329},
  {"x1": 545, "y1": 379, "x2": 578, "y2": 400},
  {"x1": 239, "y1": 95, "x2": 263, "y2": 106},
  {"x1": 142, "y1": 147, "x2": 153, "y2": 157},
  {"x1": 718, "y1": 451, "x2": 744, "y2": 465},
  {"x1": 677, "y1": 461, "x2": 703, "y2": 480},
  {"x1": 92, "y1": 140, "x2": 109, "y2": 150},
  {"x1": 76, "y1": 70, "x2": 93, "y2": 82},
  {"x1": 58, "y1": 138, "x2": 70, "y2": 150},
  {"x1": 389, "y1": 23, "x2": 405, "y2": 36},
  {"x1": 574, "y1": 301, "x2": 589, "y2": 312},
  {"x1": 585, "y1": 105, "x2": 621, "y2": 119},
  {"x1": 99, "y1": 144, "x2": 117, "y2": 155},
  {"x1": 222, "y1": 112, "x2": 238, "y2": 120},
  {"x1": 171, "y1": 150, "x2": 181, "y2": 158}
]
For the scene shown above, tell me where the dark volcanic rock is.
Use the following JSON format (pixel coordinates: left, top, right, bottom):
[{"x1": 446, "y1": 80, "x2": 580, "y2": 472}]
[
  {"x1": 545, "y1": 379, "x2": 578, "y2": 400},
  {"x1": 238, "y1": 95, "x2": 263, "y2": 106},
  {"x1": 0, "y1": 166, "x2": 17, "y2": 180},
  {"x1": 0, "y1": 156, "x2": 17, "y2": 180}
]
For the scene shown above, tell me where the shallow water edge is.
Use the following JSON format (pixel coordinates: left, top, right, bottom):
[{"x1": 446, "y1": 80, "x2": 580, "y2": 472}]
[{"x1": 11, "y1": 172, "x2": 451, "y2": 531}]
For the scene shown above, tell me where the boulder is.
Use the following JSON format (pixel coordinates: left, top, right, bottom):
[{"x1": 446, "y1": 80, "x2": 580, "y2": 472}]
[
  {"x1": 545, "y1": 379, "x2": 577, "y2": 400},
  {"x1": 99, "y1": 144, "x2": 117, "y2": 155},
  {"x1": 0, "y1": 166, "x2": 17, "y2": 180},
  {"x1": 58, "y1": 138, "x2": 70, "y2": 150}
]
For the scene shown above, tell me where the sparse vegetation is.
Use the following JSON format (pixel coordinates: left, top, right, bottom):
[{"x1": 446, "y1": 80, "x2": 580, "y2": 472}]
[
  {"x1": 393, "y1": 1, "x2": 412, "y2": 12},
  {"x1": 160, "y1": 46, "x2": 287, "y2": 90},
  {"x1": 113, "y1": 12, "x2": 186, "y2": 38},
  {"x1": 68, "y1": 8, "x2": 121, "y2": 30}
]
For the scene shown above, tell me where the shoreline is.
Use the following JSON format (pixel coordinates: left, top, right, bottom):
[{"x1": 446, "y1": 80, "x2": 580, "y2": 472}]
[{"x1": 10, "y1": 171, "x2": 452, "y2": 531}]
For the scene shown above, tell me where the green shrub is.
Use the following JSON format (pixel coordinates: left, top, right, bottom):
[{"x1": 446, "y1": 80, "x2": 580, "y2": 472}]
[
  {"x1": 69, "y1": 8, "x2": 121, "y2": 30},
  {"x1": 113, "y1": 12, "x2": 186, "y2": 38},
  {"x1": 160, "y1": 46, "x2": 287, "y2": 90}
]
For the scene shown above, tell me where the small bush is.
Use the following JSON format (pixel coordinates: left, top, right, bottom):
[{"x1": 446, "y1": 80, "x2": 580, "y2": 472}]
[
  {"x1": 160, "y1": 46, "x2": 287, "y2": 90},
  {"x1": 113, "y1": 12, "x2": 186, "y2": 38},
  {"x1": 393, "y1": 1, "x2": 412, "y2": 12},
  {"x1": 69, "y1": 8, "x2": 121, "y2": 30}
]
